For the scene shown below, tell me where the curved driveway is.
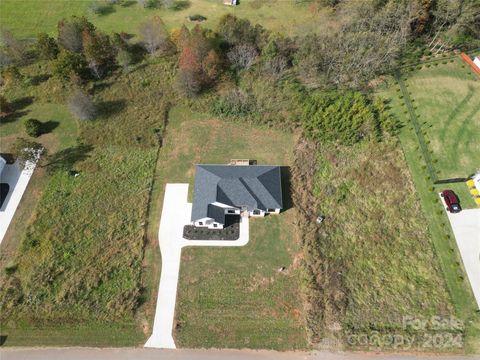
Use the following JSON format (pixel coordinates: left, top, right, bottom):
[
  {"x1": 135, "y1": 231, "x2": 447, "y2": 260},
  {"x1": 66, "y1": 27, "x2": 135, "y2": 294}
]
[{"x1": 144, "y1": 184, "x2": 249, "y2": 349}]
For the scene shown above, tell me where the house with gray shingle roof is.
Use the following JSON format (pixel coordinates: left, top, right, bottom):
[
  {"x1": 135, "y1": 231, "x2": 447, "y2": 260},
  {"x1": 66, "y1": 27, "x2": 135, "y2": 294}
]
[{"x1": 191, "y1": 164, "x2": 283, "y2": 229}]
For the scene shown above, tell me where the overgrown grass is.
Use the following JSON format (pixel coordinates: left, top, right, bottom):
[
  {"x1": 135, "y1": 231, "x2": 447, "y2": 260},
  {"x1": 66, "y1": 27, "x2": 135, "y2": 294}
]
[
  {"x1": 0, "y1": 0, "x2": 323, "y2": 38},
  {"x1": 0, "y1": 59, "x2": 173, "y2": 346},
  {"x1": 377, "y1": 60, "x2": 480, "y2": 353},
  {"x1": 1, "y1": 322, "x2": 144, "y2": 347},
  {"x1": 153, "y1": 106, "x2": 307, "y2": 350},
  {"x1": 310, "y1": 140, "x2": 455, "y2": 350}
]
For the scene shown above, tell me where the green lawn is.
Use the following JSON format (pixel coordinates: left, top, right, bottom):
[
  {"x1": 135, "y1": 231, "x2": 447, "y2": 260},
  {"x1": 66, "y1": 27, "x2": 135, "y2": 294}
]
[
  {"x1": 402, "y1": 60, "x2": 480, "y2": 180},
  {"x1": 0, "y1": 0, "x2": 320, "y2": 38},
  {"x1": 152, "y1": 106, "x2": 307, "y2": 350},
  {"x1": 377, "y1": 60, "x2": 480, "y2": 353}
]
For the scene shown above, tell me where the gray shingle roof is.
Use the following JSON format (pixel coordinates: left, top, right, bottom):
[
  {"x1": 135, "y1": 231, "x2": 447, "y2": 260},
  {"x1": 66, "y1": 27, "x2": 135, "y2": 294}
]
[{"x1": 191, "y1": 165, "x2": 283, "y2": 223}]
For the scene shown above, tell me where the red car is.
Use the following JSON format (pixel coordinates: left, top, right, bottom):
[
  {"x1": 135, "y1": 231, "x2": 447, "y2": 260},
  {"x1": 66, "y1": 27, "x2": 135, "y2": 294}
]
[{"x1": 441, "y1": 190, "x2": 462, "y2": 213}]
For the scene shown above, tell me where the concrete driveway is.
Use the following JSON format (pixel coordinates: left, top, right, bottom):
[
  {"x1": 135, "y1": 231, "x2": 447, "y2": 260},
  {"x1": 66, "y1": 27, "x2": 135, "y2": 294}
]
[
  {"x1": 0, "y1": 160, "x2": 36, "y2": 245},
  {"x1": 440, "y1": 194, "x2": 480, "y2": 309},
  {"x1": 145, "y1": 183, "x2": 249, "y2": 349}
]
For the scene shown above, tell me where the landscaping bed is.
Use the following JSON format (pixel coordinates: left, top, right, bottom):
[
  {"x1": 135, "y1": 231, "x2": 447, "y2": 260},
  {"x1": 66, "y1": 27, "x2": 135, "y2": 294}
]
[{"x1": 183, "y1": 216, "x2": 240, "y2": 241}]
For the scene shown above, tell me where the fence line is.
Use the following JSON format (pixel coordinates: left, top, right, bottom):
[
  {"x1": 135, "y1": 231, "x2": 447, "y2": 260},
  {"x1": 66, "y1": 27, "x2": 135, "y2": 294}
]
[{"x1": 396, "y1": 47, "x2": 480, "y2": 70}]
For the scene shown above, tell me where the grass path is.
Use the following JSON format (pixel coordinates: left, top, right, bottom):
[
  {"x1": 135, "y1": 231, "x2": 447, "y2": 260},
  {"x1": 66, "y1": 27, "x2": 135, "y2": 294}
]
[{"x1": 395, "y1": 70, "x2": 437, "y2": 182}]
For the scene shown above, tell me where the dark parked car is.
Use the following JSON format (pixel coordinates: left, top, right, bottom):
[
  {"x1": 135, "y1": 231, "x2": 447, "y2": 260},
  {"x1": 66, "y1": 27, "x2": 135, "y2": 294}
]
[{"x1": 441, "y1": 189, "x2": 462, "y2": 213}]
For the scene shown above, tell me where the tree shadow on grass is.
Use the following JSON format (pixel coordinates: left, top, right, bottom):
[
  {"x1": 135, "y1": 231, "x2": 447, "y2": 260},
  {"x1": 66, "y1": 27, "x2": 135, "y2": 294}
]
[
  {"x1": 97, "y1": 99, "x2": 127, "y2": 118},
  {"x1": 0, "y1": 96, "x2": 34, "y2": 124},
  {"x1": 0, "y1": 110, "x2": 29, "y2": 124},
  {"x1": 11, "y1": 96, "x2": 34, "y2": 110},
  {"x1": 41, "y1": 120, "x2": 60, "y2": 134},
  {"x1": 97, "y1": 4, "x2": 116, "y2": 16},
  {"x1": 92, "y1": 81, "x2": 114, "y2": 94},
  {"x1": 129, "y1": 43, "x2": 148, "y2": 65},
  {"x1": 172, "y1": 0, "x2": 191, "y2": 10},
  {"x1": 120, "y1": 0, "x2": 136, "y2": 7},
  {"x1": 44, "y1": 144, "x2": 94, "y2": 174},
  {"x1": 29, "y1": 74, "x2": 51, "y2": 86}
]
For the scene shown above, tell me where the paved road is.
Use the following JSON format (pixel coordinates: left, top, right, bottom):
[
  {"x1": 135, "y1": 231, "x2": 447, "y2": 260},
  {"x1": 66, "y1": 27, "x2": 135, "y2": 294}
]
[
  {"x1": 145, "y1": 184, "x2": 250, "y2": 349},
  {"x1": 439, "y1": 193, "x2": 480, "y2": 309},
  {"x1": 0, "y1": 348, "x2": 475, "y2": 360}
]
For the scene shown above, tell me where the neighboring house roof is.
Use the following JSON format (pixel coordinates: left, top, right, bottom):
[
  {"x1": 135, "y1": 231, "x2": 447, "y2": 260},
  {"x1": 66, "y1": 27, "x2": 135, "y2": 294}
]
[{"x1": 191, "y1": 165, "x2": 283, "y2": 223}]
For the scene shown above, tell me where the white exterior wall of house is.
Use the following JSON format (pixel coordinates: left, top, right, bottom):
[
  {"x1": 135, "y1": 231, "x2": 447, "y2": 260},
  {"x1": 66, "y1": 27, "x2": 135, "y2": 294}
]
[
  {"x1": 193, "y1": 205, "x2": 280, "y2": 228},
  {"x1": 194, "y1": 218, "x2": 224, "y2": 229},
  {"x1": 250, "y1": 209, "x2": 265, "y2": 217},
  {"x1": 473, "y1": 171, "x2": 480, "y2": 192},
  {"x1": 474, "y1": 56, "x2": 480, "y2": 69},
  {"x1": 249, "y1": 208, "x2": 281, "y2": 216}
]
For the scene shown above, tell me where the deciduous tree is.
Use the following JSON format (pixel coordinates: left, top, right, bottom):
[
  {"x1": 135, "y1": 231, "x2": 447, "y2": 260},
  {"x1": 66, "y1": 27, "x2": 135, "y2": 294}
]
[
  {"x1": 175, "y1": 26, "x2": 221, "y2": 96},
  {"x1": 139, "y1": 16, "x2": 172, "y2": 55},
  {"x1": 53, "y1": 50, "x2": 86, "y2": 81},
  {"x1": 57, "y1": 16, "x2": 95, "y2": 53},
  {"x1": 227, "y1": 43, "x2": 258, "y2": 70},
  {"x1": 36, "y1": 33, "x2": 59, "y2": 60},
  {"x1": 82, "y1": 29, "x2": 116, "y2": 79},
  {"x1": 217, "y1": 14, "x2": 265, "y2": 48},
  {"x1": 177, "y1": 46, "x2": 203, "y2": 96},
  {"x1": 293, "y1": 1, "x2": 409, "y2": 89},
  {"x1": 69, "y1": 90, "x2": 96, "y2": 120},
  {"x1": 0, "y1": 29, "x2": 27, "y2": 64}
]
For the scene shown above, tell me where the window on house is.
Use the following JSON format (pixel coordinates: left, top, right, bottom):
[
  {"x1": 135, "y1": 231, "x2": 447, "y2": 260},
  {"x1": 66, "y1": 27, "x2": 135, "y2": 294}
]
[
  {"x1": 228, "y1": 210, "x2": 235, "y2": 214},
  {"x1": 198, "y1": 222, "x2": 203, "y2": 225},
  {"x1": 213, "y1": 224, "x2": 218, "y2": 228},
  {"x1": 253, "y1": 209, "x2": 260, "y2": 215}
]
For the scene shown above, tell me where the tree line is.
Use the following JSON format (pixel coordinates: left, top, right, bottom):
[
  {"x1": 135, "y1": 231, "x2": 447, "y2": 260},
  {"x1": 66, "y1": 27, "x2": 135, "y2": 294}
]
[{"x1": 1, "y1": 0, "x2": 478, "y2": 151}]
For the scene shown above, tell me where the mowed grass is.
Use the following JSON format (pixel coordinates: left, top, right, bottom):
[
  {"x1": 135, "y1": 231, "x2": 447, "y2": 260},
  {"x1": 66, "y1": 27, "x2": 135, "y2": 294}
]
[
  {"x1": 403, "y1": 60, "x2": 480, "y2": 179},
  {"x1": 0, "y1": 60, "x2": 173, "y2": 346},
  {"x1": 313, "y1": 141, "x2": 454, "y2": 348},
  {"x1": 152, "y1": 106, "x2": 306, "y2": 350},
  {"x1": 377, "y1": 63, "x2": 480, "y2": 352},
  {"x1": 0, "y1": 0, "x2": 321, "y2": 38}
]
